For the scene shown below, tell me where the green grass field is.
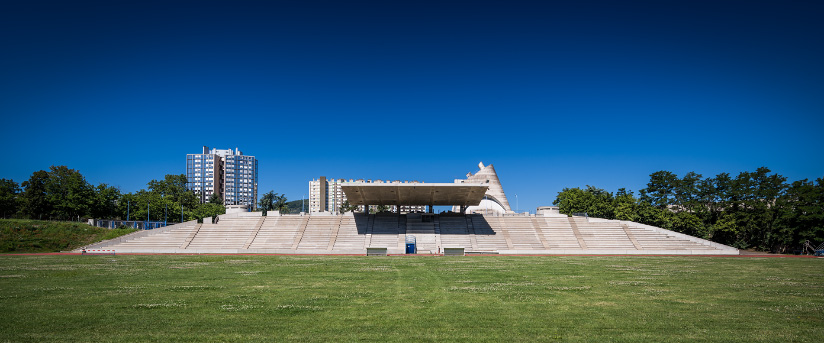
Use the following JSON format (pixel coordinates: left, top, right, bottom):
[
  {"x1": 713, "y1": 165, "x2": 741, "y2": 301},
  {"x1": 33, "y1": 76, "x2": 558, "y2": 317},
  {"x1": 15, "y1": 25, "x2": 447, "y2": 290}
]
[{"x1": 1, "y1": 255, "x2": 822, "y2": 342}]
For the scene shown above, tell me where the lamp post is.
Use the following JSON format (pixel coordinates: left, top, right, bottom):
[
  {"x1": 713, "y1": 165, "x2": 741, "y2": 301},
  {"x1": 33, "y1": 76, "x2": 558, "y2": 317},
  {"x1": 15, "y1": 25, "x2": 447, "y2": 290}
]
[{"x1": 516, "y1": 194, "x2": 519, "y2": 214}]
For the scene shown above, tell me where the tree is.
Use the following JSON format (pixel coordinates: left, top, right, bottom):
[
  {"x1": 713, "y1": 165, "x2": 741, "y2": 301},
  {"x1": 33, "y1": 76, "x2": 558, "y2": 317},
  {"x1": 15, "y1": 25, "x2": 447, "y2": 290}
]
[
  {"x1": 122, "y1": 190, "x2": 163, "y2": 221},
  {"x1": 90, "y1": 184, "x2": 121, "y2": 219},
  {"x1": 553, "y1": 186, "x2": 615, "y2": 219},
  {"x1": 120, "y1": 174, "x2": 201, "y2": 223},
  {"x1": 259, "y1": 191, "x2": 287, "y2": 215},
  {"x1": 635, "y1": 201, "x2": 670, "y2": 230},
  {"x1": 147, "y1": 174, "x2": 199, "y2": 210},
  {"x1": 209, "y1": 192, "x2": 223, "y2": 205},
  {"x1": 21, "y1": 170, "x2": 51, "y2": 219},
  {"x1": 675, "y1": 171, "x2": 702, "y2": 213},
  {"x1": 641, "y1": 171, "x2": 679, "y2": 209},
  {"x1": 671, "y1": 211, "x2": 703, "y2": 237},
  {"x1": 118, "y1": 193, "x2": 137, "y2": 220},
  {"x1": 613, "y1": 188, "x2": 638, "y2": 222},
  {"x1": 776, "y1": 178, "x2": 824, "y2": 252},
  {"x1": 0, "y1": 179, "x2": 20, "y2": 218},
  {"x1": 44, "y1": 166, "x2": 94, "y2": 220},
  {"x1": 553, "y1": 167, "x2": 814, "y2": 253},
  {"x1": 259, "y1": 191, "x2": 276, "y2": 215},
  {"x1": 194, "y1": 203, "x2": 225, "y2": 223},
  {"x1": 339, "y1": 200, "x2": 359, "y2": 213},
  {"x1": 274, "y1": 194, "x2": 288, "y2": 214},
  {"x1": 726, "y1": 167, "x2": 787, "y2": 250}
]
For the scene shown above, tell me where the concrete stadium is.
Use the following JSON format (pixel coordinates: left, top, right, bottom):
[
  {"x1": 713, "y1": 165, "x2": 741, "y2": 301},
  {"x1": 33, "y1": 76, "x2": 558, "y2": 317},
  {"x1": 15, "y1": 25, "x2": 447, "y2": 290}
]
[{"x1": 81, "y1": 163, "x2": 738, "y2": 255}]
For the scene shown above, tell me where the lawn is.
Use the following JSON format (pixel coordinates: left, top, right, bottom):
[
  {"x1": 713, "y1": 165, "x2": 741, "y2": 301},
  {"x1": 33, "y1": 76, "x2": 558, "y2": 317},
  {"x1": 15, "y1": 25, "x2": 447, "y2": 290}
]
[
  {"x1": 0, "y1": 255, "x2": 822, "y2": 342},
  {"x1": 0, "y1": 219, "x2": 137, "y2": 253}
]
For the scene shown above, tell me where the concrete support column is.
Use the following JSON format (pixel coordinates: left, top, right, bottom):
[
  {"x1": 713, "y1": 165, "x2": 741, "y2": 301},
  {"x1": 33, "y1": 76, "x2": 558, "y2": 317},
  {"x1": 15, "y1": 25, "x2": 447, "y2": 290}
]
[
  {"x1": 428, "y1": 204, "x2": 434, "y2": 213},
  {"x1": 460, "y1": 205, "x2": 466, "y2": 214}
]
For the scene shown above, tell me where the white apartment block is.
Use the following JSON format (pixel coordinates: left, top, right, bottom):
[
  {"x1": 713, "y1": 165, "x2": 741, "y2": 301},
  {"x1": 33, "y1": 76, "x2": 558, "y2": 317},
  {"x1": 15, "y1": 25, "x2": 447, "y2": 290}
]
[
  {"x1": 187, "y1": 146, "x2": 258, "y2": 208},
  {"x1": 309, "y1": 177, "x2": 425, "y2": 214}
]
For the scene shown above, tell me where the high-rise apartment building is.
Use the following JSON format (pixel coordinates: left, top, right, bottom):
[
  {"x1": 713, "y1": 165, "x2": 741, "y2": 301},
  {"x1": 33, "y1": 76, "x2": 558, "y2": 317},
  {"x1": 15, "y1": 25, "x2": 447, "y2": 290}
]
[
  {"x1": 309, "y1": 177, "x2": 425, "y2": 214},
  {"x1": 187, "y1": 146, "x2": 258, "y2": 208}
]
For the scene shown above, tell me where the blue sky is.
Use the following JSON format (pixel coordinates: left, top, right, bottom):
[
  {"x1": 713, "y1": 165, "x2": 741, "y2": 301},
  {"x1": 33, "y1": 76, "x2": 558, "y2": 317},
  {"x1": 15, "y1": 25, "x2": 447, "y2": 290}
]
[{"x1": 1, "y1": 0, "x2": 822, "y2": 212}]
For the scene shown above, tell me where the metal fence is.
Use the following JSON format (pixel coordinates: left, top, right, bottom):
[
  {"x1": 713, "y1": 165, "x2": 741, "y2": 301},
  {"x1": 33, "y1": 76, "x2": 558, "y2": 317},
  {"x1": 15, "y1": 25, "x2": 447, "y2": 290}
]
[{"x1": 94, "y1": 220, "x2": 172, "y2": 230}]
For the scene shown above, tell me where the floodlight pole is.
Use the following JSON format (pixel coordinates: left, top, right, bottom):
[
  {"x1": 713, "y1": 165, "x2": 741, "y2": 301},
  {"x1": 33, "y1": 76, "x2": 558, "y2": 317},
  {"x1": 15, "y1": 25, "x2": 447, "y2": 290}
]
[{"x1": 516, "y1": 194, "x2": 518, "y2": 214}]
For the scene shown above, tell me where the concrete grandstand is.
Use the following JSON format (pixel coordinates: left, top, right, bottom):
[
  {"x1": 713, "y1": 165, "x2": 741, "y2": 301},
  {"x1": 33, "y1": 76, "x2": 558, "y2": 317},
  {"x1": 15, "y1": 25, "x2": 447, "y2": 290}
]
[
  {"x1": 80, "y1": 162, "x2": 738, "y2": 255},
  {"x1": 81, "y1": 210, "x2": 737, "y2": 255}
]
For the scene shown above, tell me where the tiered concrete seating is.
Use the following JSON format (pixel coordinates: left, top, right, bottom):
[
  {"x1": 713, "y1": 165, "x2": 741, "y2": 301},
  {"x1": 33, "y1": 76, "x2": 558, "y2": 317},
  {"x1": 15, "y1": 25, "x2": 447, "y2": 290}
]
[
  {"x1": 89, "y1": 212, "x2": 737, "y2": 255},
  {"x1": 571, "y1": 217, "x2": 636, "y2": 250},
  {"x1": 439, "y1": 215, "x2": 472, "y2": 248},
  {"x1": 186, "y1": 217, "x2": 260, "y2": 249},
  {"x1": 247, "y1": 216, "x2": 304, "y2": 249},
  {"x1": 368, "y1": 214, "x2": 400, "y2": 249},
  {"x1": 540, "y1": 217, "x2": 582, "y2": 249},
  {"x1": 495, "y1": 216, "x2": 544, "y2": 250},
  {"x1": 332, "y1": 214, "x2": 365, "y2": 251},
  {"x1": 624, "y1": 224, "x2": 716, "y2": 250},
  {"x1": 405, "y1": 214, "x2": 437, "y2": 253},
  {"x1": 471, "y1": 215, "x2": 509, "y2": 252},
  {"x1": 106, "y1": 222, "x2": 199, "y2": 251},
  {"x1": 296, "y1": 216, "x2": 338, "y2": 250}
]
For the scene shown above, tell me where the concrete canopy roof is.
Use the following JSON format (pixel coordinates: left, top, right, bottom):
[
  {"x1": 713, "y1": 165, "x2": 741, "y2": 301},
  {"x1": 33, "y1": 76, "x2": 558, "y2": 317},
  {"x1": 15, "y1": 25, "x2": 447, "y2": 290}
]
[{"x1": 341, "y1": 183, "x2": 489, "y2": 206}]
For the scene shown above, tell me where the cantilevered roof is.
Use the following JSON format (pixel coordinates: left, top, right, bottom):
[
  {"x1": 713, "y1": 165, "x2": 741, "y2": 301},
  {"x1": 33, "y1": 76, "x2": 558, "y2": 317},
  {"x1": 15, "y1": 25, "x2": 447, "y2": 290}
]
[{"x1": 341, "y1": 183, "x2": 489, "y2": 206}]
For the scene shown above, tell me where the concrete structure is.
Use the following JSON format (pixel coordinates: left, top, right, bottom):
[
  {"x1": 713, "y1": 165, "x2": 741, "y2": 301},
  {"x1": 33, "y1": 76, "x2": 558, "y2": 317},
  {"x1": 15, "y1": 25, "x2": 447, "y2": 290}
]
[
  {"x1": 95, "y1": 161, "x2": 738, "y2": 255},
  {"x1": 309, "y1": 176, "x2": 347, "y2": 213},
  {"x1": 309, "y1": 177, "x2": 425, "y2": 214},
  {"x1": 82, "y1": 212, "x2": 739, "y2": 255},
  {"x1": 187, "y1": 146, "x2": 258, "y2": 208},
  {"x1": 537, "y1": 206, "x2": 565, "y2": 217},
  {"x1": 311, "y1": 162, "x2": 511, "y2": 215},
  {"x1": 226, "y1": 205, "x2": 249, "y2": 214},
  {"x1": 341, "y1": 182, "x2": 489, "y2": 213},
  {"x1": 453, "y1": 162, "x2": 513, "y2": 215}
]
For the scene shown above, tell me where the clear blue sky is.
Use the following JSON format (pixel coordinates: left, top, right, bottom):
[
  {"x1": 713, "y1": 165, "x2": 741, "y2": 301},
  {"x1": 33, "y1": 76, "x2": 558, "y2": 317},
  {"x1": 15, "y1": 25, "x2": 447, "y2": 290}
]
[{"x1": 1, "y1": 0, "x2": 822, "y2": 212}]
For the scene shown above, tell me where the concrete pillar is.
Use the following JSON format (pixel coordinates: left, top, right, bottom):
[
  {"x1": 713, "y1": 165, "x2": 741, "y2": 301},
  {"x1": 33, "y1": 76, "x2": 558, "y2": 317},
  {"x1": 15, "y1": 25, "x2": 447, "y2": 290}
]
[
  {"x1": 319, "y1": 176, "x2": 326, "y2": 212},
  {"x1": 428, "y1": 204, "x2": 434, "y2": 213}
]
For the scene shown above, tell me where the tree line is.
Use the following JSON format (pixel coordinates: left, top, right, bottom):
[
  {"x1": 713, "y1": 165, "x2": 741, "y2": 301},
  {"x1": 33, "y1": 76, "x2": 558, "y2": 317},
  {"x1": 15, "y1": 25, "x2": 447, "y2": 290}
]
[
  {"x1": 0, "y1": 166, "x2": 225, "y2": 222},
  {"x1": 553, "y1": 167, "x2": 823, "y2": 253}
]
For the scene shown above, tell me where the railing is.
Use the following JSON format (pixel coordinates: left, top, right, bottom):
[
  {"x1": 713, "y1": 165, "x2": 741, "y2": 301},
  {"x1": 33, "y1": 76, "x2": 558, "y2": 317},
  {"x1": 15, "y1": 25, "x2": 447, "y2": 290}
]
[
  {"x1": 572, "y1": 212, "x2": 589, "y2": 218},
  {"x1": 94, "y1": 220, "x2": 172, "y2": 230}
]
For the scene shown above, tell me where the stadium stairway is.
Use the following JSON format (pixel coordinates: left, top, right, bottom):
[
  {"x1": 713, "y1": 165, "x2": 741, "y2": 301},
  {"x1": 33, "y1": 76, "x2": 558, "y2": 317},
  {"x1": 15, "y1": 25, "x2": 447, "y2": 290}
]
[{"x1": 83, "y1": 213, "x2": 738, "y2": 255}]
